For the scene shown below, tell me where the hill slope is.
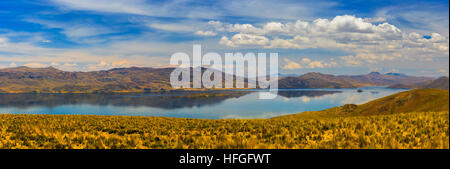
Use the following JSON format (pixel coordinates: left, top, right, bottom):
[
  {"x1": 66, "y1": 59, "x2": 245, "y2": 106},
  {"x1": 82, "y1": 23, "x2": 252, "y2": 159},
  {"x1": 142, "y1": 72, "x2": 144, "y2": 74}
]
[
  {"x1": 389, "y1": 76, "x2": 449, "y2": 90},
  {"x1": 278, "y1": 72, "x2": 432, "y2": 89},
  {"x1": 0, "y1": 66, "x2": 174, "y2": 93},
  {"x1": 338, "y1": 72, "x2": 432, "y2": 85},
  {"x1": 278, "y1": 72, "x2": 361, "y2": 88},
  {"x1": 275, "y1": 89, "x2": 449, "y2": 119}
]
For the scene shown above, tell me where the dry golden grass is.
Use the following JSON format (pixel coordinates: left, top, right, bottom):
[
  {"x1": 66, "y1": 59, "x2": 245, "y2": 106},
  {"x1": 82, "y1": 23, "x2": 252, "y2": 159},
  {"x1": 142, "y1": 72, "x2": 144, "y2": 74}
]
[{"x1": 0, "y1": 111, "x2": 448, "y2": 149}]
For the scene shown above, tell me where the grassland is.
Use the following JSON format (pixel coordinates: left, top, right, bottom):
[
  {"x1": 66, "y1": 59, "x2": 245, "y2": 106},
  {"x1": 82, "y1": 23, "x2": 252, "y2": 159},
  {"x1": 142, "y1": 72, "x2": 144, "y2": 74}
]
[
  {"x1": 0, "y1": 89, "x2": 448, "y2": 149},
  {"x1": 0, "y1": 111, "x2": 448, "y2": 149}
]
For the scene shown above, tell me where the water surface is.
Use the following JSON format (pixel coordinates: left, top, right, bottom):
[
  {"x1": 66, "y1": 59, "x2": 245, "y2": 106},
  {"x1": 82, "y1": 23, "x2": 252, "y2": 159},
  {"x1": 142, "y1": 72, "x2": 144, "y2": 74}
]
[{"x1": 0, "y1": 87, "x2": 407, "y2": 119}]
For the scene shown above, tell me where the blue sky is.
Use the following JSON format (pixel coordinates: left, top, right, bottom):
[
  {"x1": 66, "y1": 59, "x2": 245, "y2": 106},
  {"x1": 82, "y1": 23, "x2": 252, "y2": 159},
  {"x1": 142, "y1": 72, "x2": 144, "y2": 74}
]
[{"x1": 0, "y1": 0, "x2": 448, "y2": 76}]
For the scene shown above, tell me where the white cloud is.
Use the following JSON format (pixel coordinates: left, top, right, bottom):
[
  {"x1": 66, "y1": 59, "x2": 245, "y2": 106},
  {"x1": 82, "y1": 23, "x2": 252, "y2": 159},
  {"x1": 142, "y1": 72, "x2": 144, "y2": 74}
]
[
  {"x1": 227, "y1": 23, "x2": 264, "y2": 34},
  {"x1": 211, "y1": 15, "x2": 448, "y2": 65},
  {"x1": 219, "y1": 36, "x2": 235, "y2": 47},
  {"x1": 263, "y1": 22, "x2": 287, "y2": 33},
  {"x1": 9, "y1": 62, "x2": 17, "y2": 67},
  {"x1": 0, "y1": 35, "x2": 184, "y2": 71},
  {"x1": 308, "y1": 61, "x2": 324, "y2": 68},
  {"x1": 327, "y1": 15, "x2": 377, "y2": 33},
  {"x1": 374, "y1": 4, "x2": 449, "y2": 37},
  {"x1": 283, "y1": 58, "x2": 302, "y2": 69},
  {"x1": 266, "y1": 38, "x2": 301, "y2": 49},
  {"x1": 50, "y1": 0, "x2": 154, "y2": 16},
  {"x1": 24, "y1": 62, "x2": 48, "y2": 68},
  {"x1": 438, "y1": 69, "x2": 449, "y2": 76},
  {"x1": 98, "y1": 61, "x2": 109, "y2": 67},
  {"x1": 195, "y1": 30, "x2": 217, "y2": 36},
  {"x1": 41, "y1": 40, "x2": 52, "y2": 43},
  {"x1": 0, "y1": 37, "x2": 7, "y2": 47},
  {"x1": 149, "y1": 23, "x2": 195, "y2": 32},
  {"x1": 111, "y1": 60, "x2": 132, "y2": 68},
  {"x1": 363, "y1": 17, "x2": 387, "y2": 23},
  {"x1": 24, "y1": 18, "x2": 117, "y2": 42},
  {"x1": 57, "y1": 63, "x2": 79, "y2": 71},
  {"x1": 282, "y1": 58, "x2": 335, "y2": 69},
  {"x1": 301, "y1": 58, "x2": 311, "y2": 64},
  {"x1": 219, "y1": 33, "x2": 269, "y2": 47},
  {"x1": 49, "y1": 0, "x2": 221, "y2": 19},
  {"x1": 340, "y1": 55, "x2": 363, "y2": 66},
  {"x1": 222, "y1": 0, "x2": 338, "y2": 20}
]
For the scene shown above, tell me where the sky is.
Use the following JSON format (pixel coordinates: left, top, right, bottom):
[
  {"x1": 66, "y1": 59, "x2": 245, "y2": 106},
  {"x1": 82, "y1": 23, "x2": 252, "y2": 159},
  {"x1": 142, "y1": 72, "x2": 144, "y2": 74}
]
[{"x1": 0, "y1": 0, "x2": 448, "y2": 76}]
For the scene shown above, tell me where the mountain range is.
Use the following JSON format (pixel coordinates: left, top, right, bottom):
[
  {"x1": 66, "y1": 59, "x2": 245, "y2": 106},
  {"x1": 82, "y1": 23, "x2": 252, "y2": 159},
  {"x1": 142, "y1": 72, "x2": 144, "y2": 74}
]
[
  {"x1": 389, "y1": 76, "x2": 449, "y2": 90},
  {"x1": 0, "y1": 66, "x2": 445, "y2": 93},
  {"x1": 0, "y1": 66, "x2": 174, "y2": 93},
  {"x1": 278, "y1": 72, "x2": 434, "y2": 89}
]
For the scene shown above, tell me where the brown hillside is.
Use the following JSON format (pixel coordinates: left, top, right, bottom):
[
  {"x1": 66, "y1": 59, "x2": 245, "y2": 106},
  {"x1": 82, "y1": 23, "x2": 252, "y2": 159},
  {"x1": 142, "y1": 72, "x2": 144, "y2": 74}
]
[{"x1": 275, "y1": 89, "x2": 449, "y2": 119}]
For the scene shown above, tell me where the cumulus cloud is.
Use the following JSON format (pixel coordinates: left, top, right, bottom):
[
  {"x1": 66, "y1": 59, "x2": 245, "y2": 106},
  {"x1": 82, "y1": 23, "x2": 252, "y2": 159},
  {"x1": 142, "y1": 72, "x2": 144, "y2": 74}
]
[
  {"x1": 308, "y1": 61, "x2": 324, "y2": 68},
  {"x1": 340, "y1": 55, "x2": 363, "y2": 66},
  {"x1": 283, "y1": 58, "x2": 302, "y2": 69},
  {"x1": 195, "y1": 30, "x2": 217, "y2": 36},
  {"x1": 363, "y1": 17, "x2": 387, "y2": 23},
  {"x1": 210, "y1": 15, "x2": 448, "y2": 65},
  {"x1": 283, "y1": 58, "x2": 336, "y2": 69},
  {"x1": 301, "y1": 58, "x2": 311, "y2": 64},
  {"x1": 266, "y1": 38, "x2": 301, "y2": 49},
  {"x1": 218, "y1": 36, "x2": 235, "y2": 47},
  {"x1": 219, "y1": 33, "x2": 269, "y2": 47},
  {"x1": 24, "y1": 62, "x2": 48, "y2": 68}
]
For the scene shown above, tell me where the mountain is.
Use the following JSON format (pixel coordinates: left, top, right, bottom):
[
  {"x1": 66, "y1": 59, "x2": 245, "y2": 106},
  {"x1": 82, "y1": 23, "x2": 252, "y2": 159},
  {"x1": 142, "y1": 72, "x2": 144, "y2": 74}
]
[
  {"x1": 337, "y1": 72, "x2": 433, "y2": 86},
  {"x1": 275, "y1": 89, "x2": 449, "y2": 119},
  {"x1": 277, "y1": 73, "x2": 300, "y2": 77},
  {"x1": 0, "y1": 66, "x2": 252, "y2": 93},
  {"x1": 0, "y1": 66, "x2": 439, "y2": 93},
  {"x1": 389, "y1": 76, "x2": 449, "y2": 90},
  {"x1": 385, "y1": 72, "x2": 408, "y2": 77},
  {"x1": 278, "y1": 72, "x2": 432, "y2": 89},
  {"x1": 0, "y1": 66, "x2": 175, "y2": 93},
  {"x1": 278, "y1": 72, "x2": 362, "y2": 88}
]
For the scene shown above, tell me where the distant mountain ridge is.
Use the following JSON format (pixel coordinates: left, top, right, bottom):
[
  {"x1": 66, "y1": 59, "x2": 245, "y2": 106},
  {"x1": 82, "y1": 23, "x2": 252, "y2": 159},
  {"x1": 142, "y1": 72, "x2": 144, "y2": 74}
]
[
  {"x1": 389, "y1": 76, "x2": 449, "y2": 90},
  {"x1": 0, "y1": 66, "x2": 175, "y2": 93},
  {"x1": 385, "y1": 72, "x2": 408, "y2": 77},
  {"x1": 278, "y1": 71, "x2": 433, "y2": 89},
  {"x1": 0, "y1": 66, "x2": 438, "y2": 93}
]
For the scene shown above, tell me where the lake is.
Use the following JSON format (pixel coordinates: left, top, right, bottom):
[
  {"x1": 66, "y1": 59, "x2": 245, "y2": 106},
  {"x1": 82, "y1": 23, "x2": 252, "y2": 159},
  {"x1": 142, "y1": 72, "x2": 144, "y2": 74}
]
[{"x1": 0, "y1": 87, "x2": 407, "y2": 119}]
